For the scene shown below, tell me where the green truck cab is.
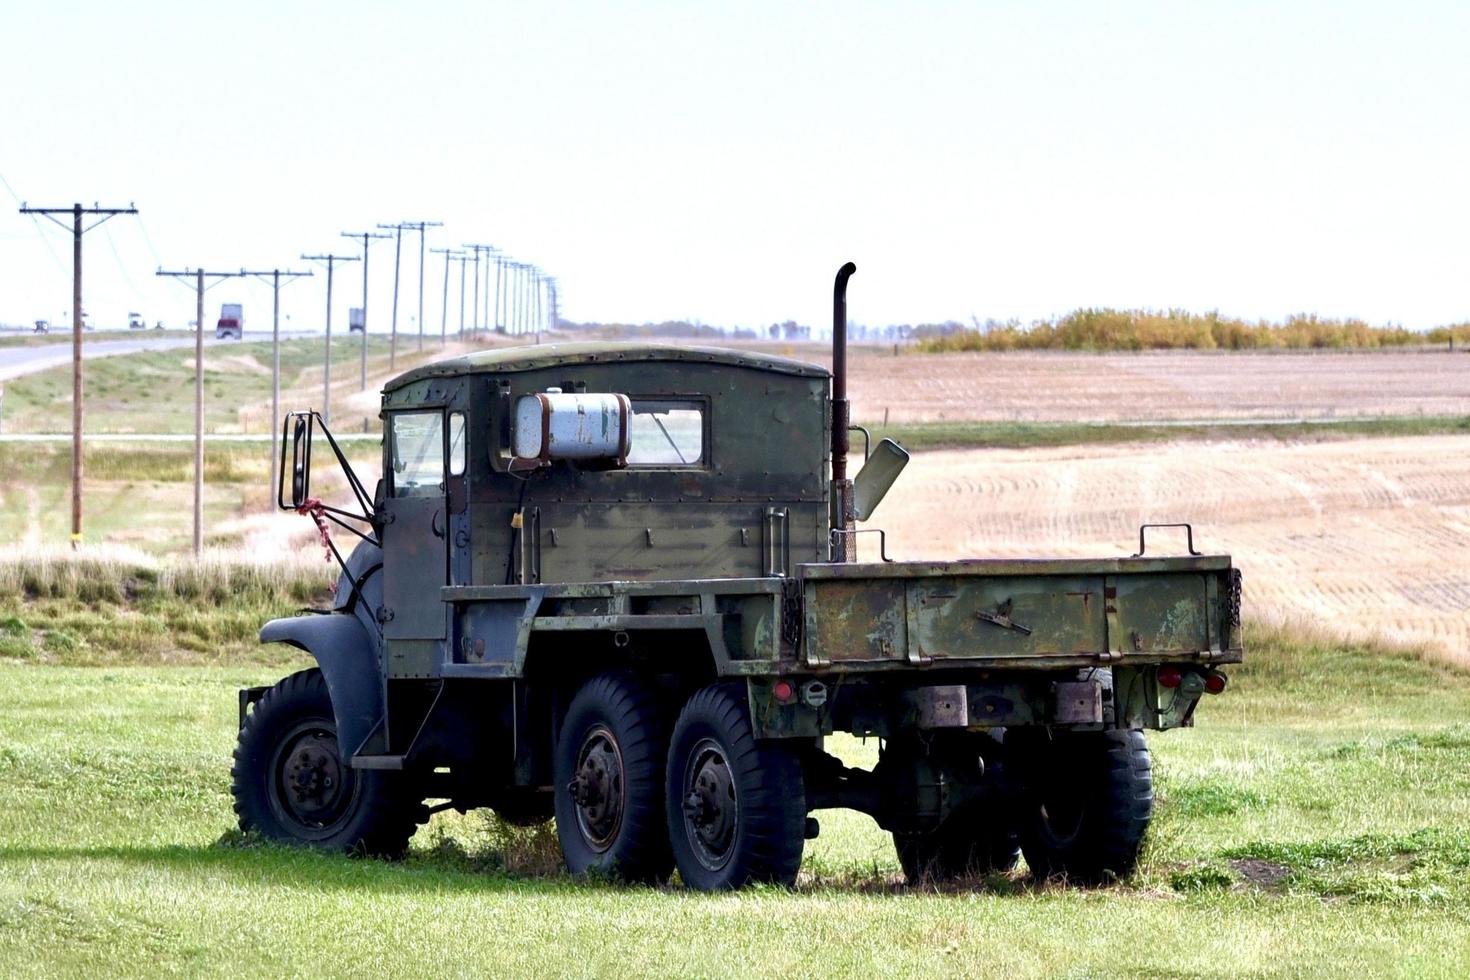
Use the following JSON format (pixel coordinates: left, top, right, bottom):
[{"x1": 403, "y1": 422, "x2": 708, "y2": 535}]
[{"x1": 233, "y1": 266, "x2": 1242, "y2": 890}]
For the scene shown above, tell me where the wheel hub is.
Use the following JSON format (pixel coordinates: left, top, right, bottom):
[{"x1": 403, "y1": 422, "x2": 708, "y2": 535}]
[
  {"x1": 276, "y1": 729, "x2": 348, "y2": 826},
  {"x1": 682, "y1": 741, "x2": 737, "y2": 868},
  {"x1": 569, "y1": 726, "x2": 624, "y2": 851}
]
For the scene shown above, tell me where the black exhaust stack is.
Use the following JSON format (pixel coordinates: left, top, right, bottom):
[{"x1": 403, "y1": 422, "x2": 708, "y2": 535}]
[
  {"x1": 831, "y1": 262, "x2": 857, "y2": 561},
  {"x1": 831, "y1": 261, "x2": 857, "y2": 482}
]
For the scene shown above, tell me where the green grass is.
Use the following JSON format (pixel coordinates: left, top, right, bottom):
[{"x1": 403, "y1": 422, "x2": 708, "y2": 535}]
[
  {"x1": 0, "y1": 335, "x2": 446, "y2": 434},
  {"x1": 1, "y1": 614, "x2": 1469, "y2": 975},
  {"x1": 0, "y1": 550, "x2": 337, "y2": 665},
  {"x1": 869, "y1": 415, "x2": 1470, "y2": 451},
  {"x1": 0, "y1": 329, "x2": 154, "y2": 348}
]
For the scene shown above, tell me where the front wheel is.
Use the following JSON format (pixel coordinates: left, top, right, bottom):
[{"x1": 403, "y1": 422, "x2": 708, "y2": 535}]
[
  {"x1": 665, "y1": 684, "x2": 806, "y2": 891},
  {"x1": 231, "y1": 668, "x2": 418, "y2": 856},
  {"x1": 1012, "y1": 729, "x2": 1153, "y2": 884}
]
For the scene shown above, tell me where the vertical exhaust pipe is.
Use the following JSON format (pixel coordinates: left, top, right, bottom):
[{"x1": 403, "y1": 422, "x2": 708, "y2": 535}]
[
  {"x1": 831, "y1": 262, "x2": 857, "y2": 561},
  {"x1": 831, "y1": 261, "x2": 856, "y2": 482}
]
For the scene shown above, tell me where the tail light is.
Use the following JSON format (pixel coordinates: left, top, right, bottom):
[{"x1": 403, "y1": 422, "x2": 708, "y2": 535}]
[
  {"x1": 1157, "y1": 666, "x2": 1183, "y2": 689},
  {"x1": 772, "y1": 679, "x2": 795, "y2": 704},
  {"x1": 1204, "y1": 670, "x2": 1228, "y2": 694}
]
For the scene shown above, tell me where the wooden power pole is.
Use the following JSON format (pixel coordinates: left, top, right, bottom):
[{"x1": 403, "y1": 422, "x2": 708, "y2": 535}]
[
  {"x1": 18, "y1": 201, "x2": 137, "y2": 548},
  {"x1": 301, "y1": 253, "x2": 360, "y2": 426},
  {"x1": 341, "y1": 230, "x2": 393, "y2": 391},
  {"x1": 242, "y1": 267, "x2": 312, "y2": 505},
  {"x1": 155, "y1": 267, "x2": 247, "y2": 555}
]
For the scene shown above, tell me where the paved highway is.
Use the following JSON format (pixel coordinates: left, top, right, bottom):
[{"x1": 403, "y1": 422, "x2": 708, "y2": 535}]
[{"x1": 0, "y1": 331, "x2": 320, "y2": 383}]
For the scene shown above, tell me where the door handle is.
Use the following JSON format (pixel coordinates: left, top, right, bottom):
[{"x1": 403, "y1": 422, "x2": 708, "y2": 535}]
[{"x1": 431, "y1": 509, "x2": 445, "y2": 538}]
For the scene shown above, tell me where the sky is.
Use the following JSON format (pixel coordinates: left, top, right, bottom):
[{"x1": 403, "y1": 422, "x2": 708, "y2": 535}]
[{"x1": 2, "y1": 0, "x2": 1468, "y2": 335}]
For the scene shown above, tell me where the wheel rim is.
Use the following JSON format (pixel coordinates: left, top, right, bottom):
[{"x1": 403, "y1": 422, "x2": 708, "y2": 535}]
[
  {"x1": 268, "y1": 719, "x2": 357, "y2": 838},
  {"x1": 1034, "y1": 753, "x2": 1085, "y2": 843},
  {"x1": 567, "y1": 724, "x2": 625, "y2": 852},
  {"x1": 680, "y1": 737, "x2": 738, "y2": 871}
]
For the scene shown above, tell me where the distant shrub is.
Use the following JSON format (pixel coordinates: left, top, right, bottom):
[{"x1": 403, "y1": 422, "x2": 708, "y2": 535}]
[{"x1": 914, "y1": 309, "x2": 1457, "y2": 353}]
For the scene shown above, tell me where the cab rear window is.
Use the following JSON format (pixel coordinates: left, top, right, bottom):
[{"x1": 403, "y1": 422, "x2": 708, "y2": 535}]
[{"x1": 626, "y1": 399, "x2": 705, "y2": 467}]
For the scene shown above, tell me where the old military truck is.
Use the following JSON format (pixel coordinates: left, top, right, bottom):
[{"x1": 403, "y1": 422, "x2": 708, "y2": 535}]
[{"x1": 233, "y1": 264, "x2": 1243, "y2": 890}]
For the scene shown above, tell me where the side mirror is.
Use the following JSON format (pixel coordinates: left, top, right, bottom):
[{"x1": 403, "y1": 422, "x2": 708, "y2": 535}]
[
  {"x1": 852, "y1": 438, "x2": 910, "y2": 521},
  {"x1": 280, "y1": 414, "x2": 312, "y2": 510}
]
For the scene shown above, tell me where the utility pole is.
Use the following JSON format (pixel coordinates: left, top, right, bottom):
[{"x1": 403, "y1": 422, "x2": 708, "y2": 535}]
[
  {"x1": 493, "y1": 253, "x2": 505, "y2": 332},
  {"x1": 382, "y1": 220, "x2": 440, "y2": 352},
  {"x1": 430, "y1": 248, "x2": 462, "y2": 346},
  {"x1": 19, "y1": 201, "x2": 137, "y2": 549},
  {"x1": 242, "y1": 267, "x2": 312, "y2": 505},
  {"x1": 507, "y1": 261, "x2": 518, "y2": 334},
  {"x1": 463, "y1": 244, "x2": 496, "y2": 341},
  {"x1": 342, "y1": 230, "x2": 393, "y2": 391},
  {"x1": 377, "y1": 223, "x2": 405, "y2": 369},
  {"x1": 546, "y1": 276, "x2": 560, "y2": 336},
  {"x1": 455, "y1": 254, "x2": 469, "y2": 340},
  {"x1": 302, "y1": 252, "x2": 360, "y2": 426},
  {"x1": 515, "y1": 262, "x2": 527, "y2": 335},
  {"x1": 535, "y1": 268, "x2": 546, "y2": 345},
  {"x1": 156, "y1": 267, "x2": 246, "y2": 556}
]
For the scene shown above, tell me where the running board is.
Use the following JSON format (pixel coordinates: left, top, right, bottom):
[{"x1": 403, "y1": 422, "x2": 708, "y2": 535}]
[{"x1": 350, "y1": 754, "x2": 406, "y2": 770}]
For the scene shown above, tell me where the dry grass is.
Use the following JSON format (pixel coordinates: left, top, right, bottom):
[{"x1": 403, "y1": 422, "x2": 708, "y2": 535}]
[
  {"x1": 879, "y1": 434, "x2": 1470, "y2": 665},
  {"x1": 0, "y1": 545, "x2": 334, "y2": 664}
]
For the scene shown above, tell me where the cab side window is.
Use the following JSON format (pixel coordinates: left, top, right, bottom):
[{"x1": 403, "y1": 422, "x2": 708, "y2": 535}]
[{"x1": 390, "y1": 411, "x2": 445, "y2": 497}]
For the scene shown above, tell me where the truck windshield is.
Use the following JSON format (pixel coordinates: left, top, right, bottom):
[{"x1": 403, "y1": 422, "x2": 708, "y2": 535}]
[
  {"x1": 626, "y1": 399, "x2": 704, "y2": 467},
  {"x1": 390, "y1": 412, "x2": 445, "y2": 496}
]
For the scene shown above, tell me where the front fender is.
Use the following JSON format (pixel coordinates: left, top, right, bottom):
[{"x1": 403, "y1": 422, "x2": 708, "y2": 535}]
[{"x1": 260, "y1": 613, "x2": 382, "y2": 758}]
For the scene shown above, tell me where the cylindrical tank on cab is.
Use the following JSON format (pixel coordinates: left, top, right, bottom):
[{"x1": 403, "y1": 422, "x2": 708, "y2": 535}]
[{"x1": 514, "y1": 390, "x2": 631, "y2": 462}]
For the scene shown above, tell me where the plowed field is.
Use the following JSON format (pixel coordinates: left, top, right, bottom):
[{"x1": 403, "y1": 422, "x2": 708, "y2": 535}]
[
  {"x1": 834, "y1": 348, "x2": 1470, "y2": 422},
  {"x1": 879, "y1": 434, "x2": 1470, "y2": 663}
]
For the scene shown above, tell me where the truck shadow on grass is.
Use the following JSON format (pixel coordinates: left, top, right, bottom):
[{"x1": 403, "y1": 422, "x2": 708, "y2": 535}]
[{"x1": 6, "y1": 824, "x2": 1467, "y2": 905}]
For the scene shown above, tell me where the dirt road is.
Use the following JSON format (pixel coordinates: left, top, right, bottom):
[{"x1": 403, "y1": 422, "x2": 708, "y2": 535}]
[{"x1": 879, "y1": 434, "x2": 1470, "y2": 663}]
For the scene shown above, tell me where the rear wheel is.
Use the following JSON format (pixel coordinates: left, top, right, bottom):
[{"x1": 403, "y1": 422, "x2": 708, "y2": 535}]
[
  {"x1": 1013, "y1": 729, "x2": 1153, "y2": 884},
  {"x1": 895, "y1": 802, "x2": 1020, "y2": 884},
  {"x1": 553, "y1": 671, "x2": 672, "y2": 883},
  {"x1": 231, "y1": 668, "x2": 418, "y2": 856},
  {"x1": 666, "y1": 684, "x2": 806, "y2": 890}
]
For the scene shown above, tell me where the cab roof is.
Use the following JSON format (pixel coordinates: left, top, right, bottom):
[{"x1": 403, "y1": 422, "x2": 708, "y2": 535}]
[{"x1": 383, "y1": 342, "x2": 829, "y2": 392}]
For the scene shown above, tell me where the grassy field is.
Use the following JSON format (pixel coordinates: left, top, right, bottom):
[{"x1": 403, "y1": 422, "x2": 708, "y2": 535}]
[
  {"x1": 0, "y1": 441, "x2": 379, "y2": 554},
  {"x1": 0, "y1": 329, "x2": 155, "y2": 348},
  {"x1": 0, "y1": 334, "x2": 479, "y2": 435},
  {"x1": 1, "y1": 553, "x2": 1469, "y2": 976}
]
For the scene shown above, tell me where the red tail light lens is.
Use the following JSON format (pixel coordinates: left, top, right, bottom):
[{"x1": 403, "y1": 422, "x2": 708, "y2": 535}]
[
  {"x1": 1204, "y1": 671, "x2": 1228, "y2": 694},
  {"x1": 1157, "y1": 666, "x2": 1183, "y2": 689},
  {"x1": 773, "y1": 679, "x2": 795, "y2": 703}
]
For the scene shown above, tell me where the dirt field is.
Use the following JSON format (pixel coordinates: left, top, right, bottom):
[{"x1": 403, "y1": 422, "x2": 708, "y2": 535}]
[
  {"x1": 876, "y1": 434, "x2": 1470, "y2": 664},
  {"x1": 811, "y1": 347, "x2": 1470, "y2": 423}
]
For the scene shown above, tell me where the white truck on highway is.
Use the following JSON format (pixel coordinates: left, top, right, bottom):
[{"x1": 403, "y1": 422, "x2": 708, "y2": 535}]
[{"x1": 217, "y1": 303, "x2": 244, "y2": 340}]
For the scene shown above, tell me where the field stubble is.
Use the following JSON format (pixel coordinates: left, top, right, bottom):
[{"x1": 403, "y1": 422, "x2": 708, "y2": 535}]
[{"x1": 874, "y1": 434, "x2": 1470, "y2": 665}]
